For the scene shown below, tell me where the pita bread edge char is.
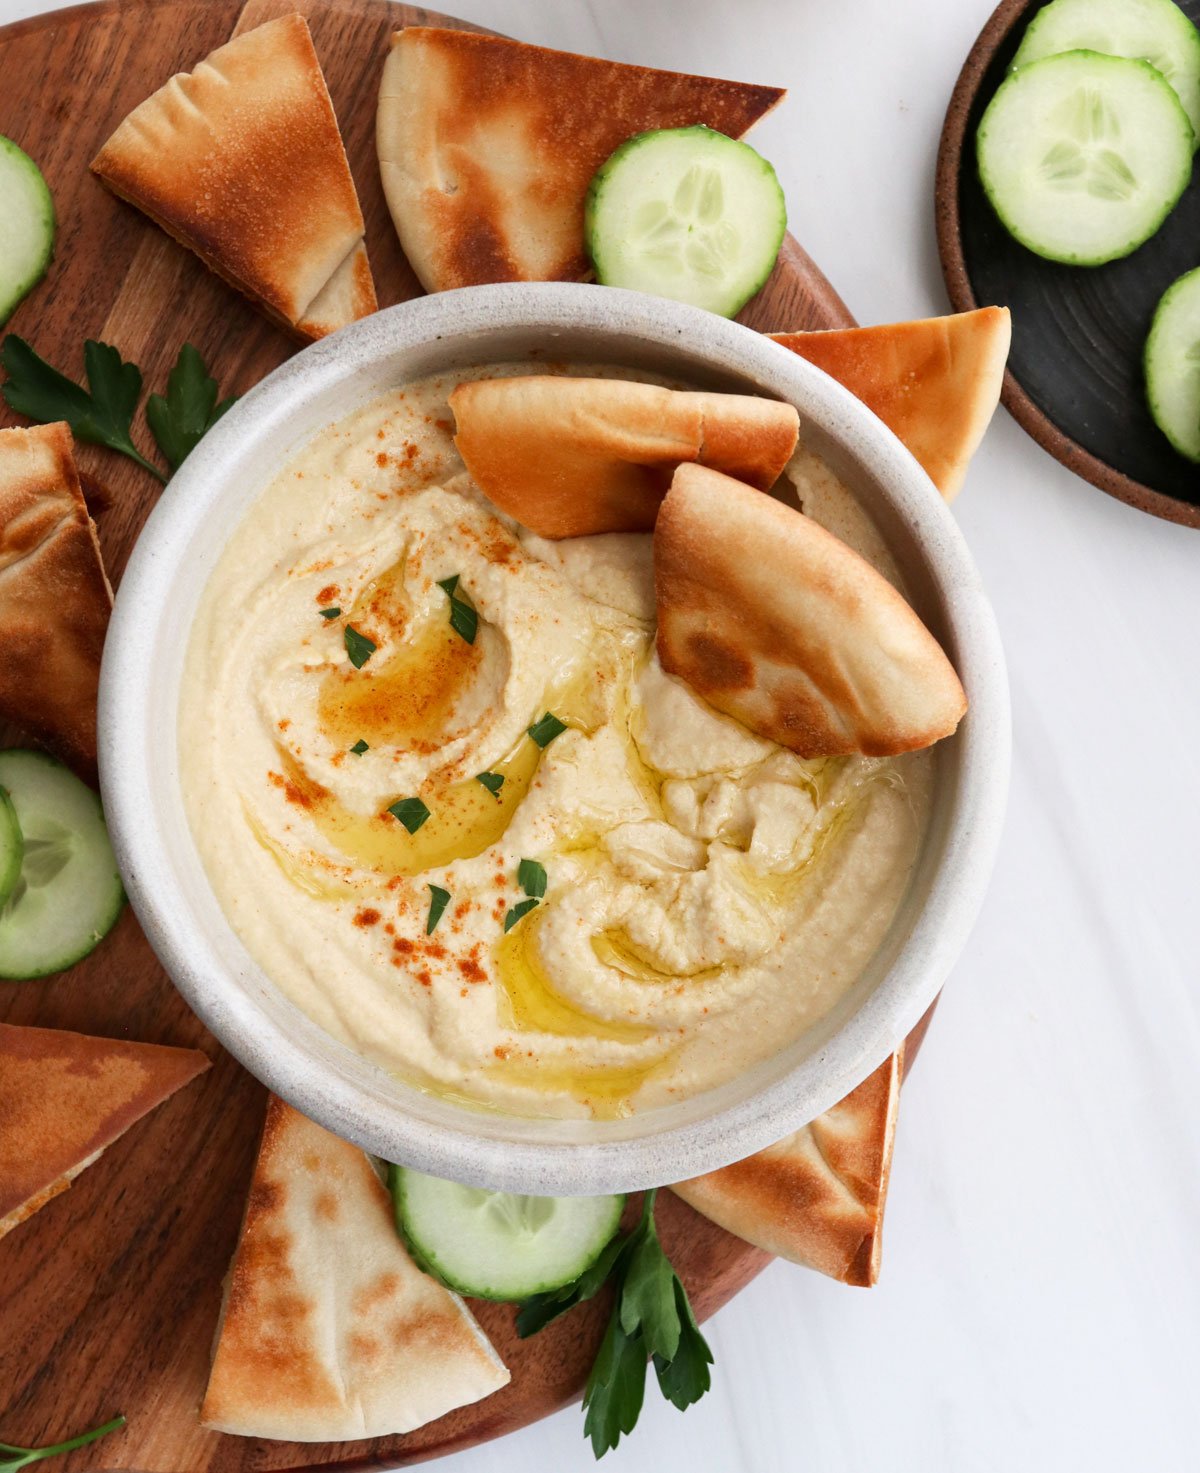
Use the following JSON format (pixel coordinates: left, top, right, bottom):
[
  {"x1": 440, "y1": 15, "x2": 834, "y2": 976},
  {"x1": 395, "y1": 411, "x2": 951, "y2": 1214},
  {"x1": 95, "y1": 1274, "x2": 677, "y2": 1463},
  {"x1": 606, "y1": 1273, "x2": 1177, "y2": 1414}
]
[
  {"x1": 91, "y1": 14, "x2": 376, "y2": 341},
  {"x1": 0, "y1": 1022, "x2": 209, "y2": 1239},
  {"x1": 377, "y1": 26, "x2": 784, "y2": 292},
  {"x1": 771, "y1": 307, "x2": 1011, "y2": 500},
  {"x1": 671, "y1": 1049, "x2": 903, "y2": 1286},
  {"x1": 450, "y1": 375, "x2": 799, "y2": 538},
  {"x1": 654, "y1": 463, "x2": 967, "y2": 757},
  {"x1": 201, "y1": 1096, "x2": 509, "y2": 1442},
  {"x1": 0, "y1": 421, "x2": 113, "y2": 785}
]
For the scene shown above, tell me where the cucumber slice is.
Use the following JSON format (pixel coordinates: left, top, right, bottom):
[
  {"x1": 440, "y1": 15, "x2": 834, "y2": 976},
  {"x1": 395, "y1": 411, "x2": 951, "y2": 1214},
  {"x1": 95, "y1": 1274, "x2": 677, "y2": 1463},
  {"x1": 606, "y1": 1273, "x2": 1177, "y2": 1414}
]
[
  {"x1": 977, "y1": 50, "x2": 1194, "y2": 265},
  {"x1": 1012, "y1": 0, "x2": 1200, "y2": 143},
  {"x1": 585, "y1": 125, "x2": 786, "y2": 318},
  {"x1": 0, "y1": 751, "x2": 124, "y2": 980},
  {"x1": 0, "y1": 788, "x2": 22, "y2": 909},
  {"x1": 0, "y1": 135, "x2": 56, "y2": 325},
  {"x1": 1145, "y1": 265, "x2": 1200, "y2": 461},
  {"x1": 390, "y1": 1164, "x2": 624, "y2": 1300}
]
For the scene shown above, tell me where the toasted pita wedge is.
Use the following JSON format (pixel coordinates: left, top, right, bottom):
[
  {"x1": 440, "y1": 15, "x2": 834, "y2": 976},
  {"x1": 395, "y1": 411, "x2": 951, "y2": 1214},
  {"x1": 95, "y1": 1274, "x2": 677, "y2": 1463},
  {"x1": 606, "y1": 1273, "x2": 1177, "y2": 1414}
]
[
  {"x1": 92, "y1": 14, "x2": 376, "y2": 341},
  {"x1": 378, "y1": 27, "x2": 784, "y2": 292},
  {"x1": 672, "y1": 1050, "x2": 901, "y2": 1286},
  {"x1": 450, "y1": 376, "x2": 799, "y2": 537},
  {"x1": 0, "y1": 1022, "x2": 208, "y2": 1239},
  {"x1": 201, "y1": 1097, "x2": 509, "y2": 1441},
  {"x1": 655, "y1": 463, "x2": 966, "y2": 756},
  {"x1": 771, "y1": 308, "x2": 1010, "y2": 500},
  {"x1": 0, "y1": 423, "x2": 112, "y2": 784}
]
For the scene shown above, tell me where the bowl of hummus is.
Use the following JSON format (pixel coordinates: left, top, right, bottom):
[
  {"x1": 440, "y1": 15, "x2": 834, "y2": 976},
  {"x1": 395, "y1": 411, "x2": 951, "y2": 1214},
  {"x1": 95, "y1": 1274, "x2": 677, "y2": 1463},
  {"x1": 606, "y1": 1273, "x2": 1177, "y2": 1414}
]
[{"x1": 99, "y1": 283, "x2": 1008, "y2": 1195}]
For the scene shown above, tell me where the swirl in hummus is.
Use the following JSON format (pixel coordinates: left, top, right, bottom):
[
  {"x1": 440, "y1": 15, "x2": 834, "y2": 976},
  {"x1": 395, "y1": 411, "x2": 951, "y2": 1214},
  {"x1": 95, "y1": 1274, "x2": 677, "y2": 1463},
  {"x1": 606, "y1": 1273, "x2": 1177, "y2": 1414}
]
[{"x1": 180, "y1": 366, "x2": 933, "y2": 1119}]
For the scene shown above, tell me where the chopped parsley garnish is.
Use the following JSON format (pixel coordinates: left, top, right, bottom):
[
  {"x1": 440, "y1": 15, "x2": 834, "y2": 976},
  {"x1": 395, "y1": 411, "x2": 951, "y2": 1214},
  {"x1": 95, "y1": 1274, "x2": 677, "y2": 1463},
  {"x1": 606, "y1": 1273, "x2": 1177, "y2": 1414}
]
[
  {"x1": 475, "y1": 771, "x2": 505, "y2": 798},
  {"x1": 437, "y1": 574, "x2": 478, "y2": 645},
  {"x1": 386, "y1": 796, "x2": 430, "y2": 833},
  {"x1": 518, "y1": 858, "x2": 547, "y2": 899},
  {"x1": 349, "y1": 739, "x2": 369, "y2": 755},
  {"x1": 528, "y1": 711, "x2": 567, "y2": 748},
  {"x1": 344, "y1": 625, "x2": 376, "y2": 669},
  {"x1": 319, "y1": 606, "x2": 341, "y2": 619},
  {"x1": 426, "y1": 884, "x2": 451, "y2": 935},
  {"x1": 503, "y1": 897, "x2": 540, "y2": 932}
]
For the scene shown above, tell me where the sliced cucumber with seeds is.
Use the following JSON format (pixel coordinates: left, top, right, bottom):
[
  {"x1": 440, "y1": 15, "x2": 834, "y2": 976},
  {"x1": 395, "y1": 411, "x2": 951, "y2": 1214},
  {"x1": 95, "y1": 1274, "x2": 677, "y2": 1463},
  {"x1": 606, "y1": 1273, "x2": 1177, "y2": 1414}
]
[
  {"x1": 390, "y1": 1164, "x2": 624, "y2": 1300},
  {"x1": 977, "y1": 50, "x2": 1194, "y2": 265},
  {"x1": 1012, "y1": 0, "x2": 1200, "y2": 143},
  {"x1": 585, "y1": 125, "x2": 786, "y2": 317},
  {"x1": 0, "y1": 135, "x2": 56, "y2": 325},
  {"x1": 1145, "y1": 265, "x2": 1200, "y2": 462},
  {"x1": 0, "y1": 788, "x2": 22, "y2": 909},
  {"x1": 0, "y1": 751, "x2": 124, "y2": 980}
]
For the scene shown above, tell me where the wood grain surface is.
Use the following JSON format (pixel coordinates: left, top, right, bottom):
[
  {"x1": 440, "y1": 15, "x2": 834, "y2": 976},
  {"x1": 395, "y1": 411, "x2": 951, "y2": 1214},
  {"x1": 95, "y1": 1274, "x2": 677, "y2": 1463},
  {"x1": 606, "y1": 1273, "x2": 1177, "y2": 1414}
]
[
  {"x1": 935, "y1": 0, "x2": 1200, "y2": 529},
  {"x1": 0, "y1": 1, "x2": 891, "y2": 1468}
]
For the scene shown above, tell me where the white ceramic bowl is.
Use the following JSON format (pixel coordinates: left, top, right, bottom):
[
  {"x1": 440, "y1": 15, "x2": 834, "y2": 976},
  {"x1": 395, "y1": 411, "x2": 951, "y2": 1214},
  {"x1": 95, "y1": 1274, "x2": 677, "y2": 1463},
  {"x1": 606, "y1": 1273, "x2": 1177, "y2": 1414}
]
[{"x1": 99, "y1": 283, "x2": 1009, "y2": 1196}]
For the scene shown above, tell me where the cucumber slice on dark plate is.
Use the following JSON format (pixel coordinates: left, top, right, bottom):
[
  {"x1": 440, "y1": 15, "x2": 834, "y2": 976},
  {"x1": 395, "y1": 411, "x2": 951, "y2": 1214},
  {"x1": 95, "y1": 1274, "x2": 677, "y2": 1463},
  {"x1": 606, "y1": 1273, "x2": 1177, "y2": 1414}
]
[
  {"x1": 1145, "y1": 264, "x2": 1200, "y2": 461},
  {"x1": 0, "y1": 750, "x2": 124, "y2": 980},
  {"x1": 390, "y1": 1165, "x2": 625, "y2": 1300}
]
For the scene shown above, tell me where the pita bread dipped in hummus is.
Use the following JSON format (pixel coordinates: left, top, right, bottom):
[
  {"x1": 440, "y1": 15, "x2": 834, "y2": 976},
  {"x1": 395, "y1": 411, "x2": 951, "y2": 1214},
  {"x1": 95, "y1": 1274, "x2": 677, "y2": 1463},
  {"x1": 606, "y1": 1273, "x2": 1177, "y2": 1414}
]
[{"x1": 179, "y1": 363, "x2": 958, "y2": 1122}]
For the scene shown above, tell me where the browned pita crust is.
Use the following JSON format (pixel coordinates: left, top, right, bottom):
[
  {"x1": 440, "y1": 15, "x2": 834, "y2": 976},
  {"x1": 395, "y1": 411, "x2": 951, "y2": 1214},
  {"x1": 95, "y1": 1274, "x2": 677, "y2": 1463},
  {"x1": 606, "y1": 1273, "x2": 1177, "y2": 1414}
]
[
  {"x1": 201, "y1": 1096, "x2": 509, "y2": 1441},
  {"x1": 0, "y1": 423, "x2": 113, "y2": 785},
  {"x1": 655, "y1": 463, "x2": 967, "y2": 757},
  {"x1": 377, "y1": 27, "x2": 784, "y2": 292},
  {"x1": 450, "y1": 375, "x2": 799, "y2": 538},
  {"x1": 92, "y1": 14, "x2": 376, "y2": 341},
  {"x1": 0, "y1": 1022, "x2": 209, "y2": 1239},
  {"x1": 770, "y1": 308, "x2": 1010, "y2": 500},
  {"x1": 671, "y1": 1050, "x2": 902, "y2": 1286}
]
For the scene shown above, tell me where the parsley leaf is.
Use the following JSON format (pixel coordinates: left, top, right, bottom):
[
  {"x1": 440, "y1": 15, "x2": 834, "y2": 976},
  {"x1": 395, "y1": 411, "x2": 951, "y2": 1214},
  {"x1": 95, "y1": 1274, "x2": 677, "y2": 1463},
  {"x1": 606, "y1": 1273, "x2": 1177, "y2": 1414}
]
[
  {"x1": 387, "y1": 797, "x2": 430, "y2": 833},
  {"x1": 145, "y1": 342, "x2": 236, "y2": 471},
  {"x1": 349, "y1": 739, "x2": 369, "y2": 755},
  {"x1": 503, "y1": 897, "x2": 540, "y2": 932},
  {"x1": 582, "y1": 1311, "x2": 647, "y2": 1459},
  {"x1": 516, "y1": 1188, "x2": 712, "y2": 1456},
  {"x1": 1, "y1": 335, "x2": 166, "y2": 481},
  {"x1": 437, "y1": 574, "x2": 478, "y2": 644},
  {"x1": 517, "y1": 857, "x2": 547, "y2": 899},
  {"x1": 476, "y1": 771, "x2": 505, "y2": 797},
  {"x1": 319, "y1": 606, "x2": 341, "y2": 619},
  {"x1": 426, "y1": 884, "x2": 451, "y2": 935},
  {"x1": 653, "y1": 1276, "x2": 713, "y2": 1411},
  {"x1": 0, "y1": 1416, "x2": 126, "y2": 1472},
  {"x1": 527, "y1": 711, "x2": 567, "y2": 748},
  {"x1": 344, "y1": 625, "x2": 376, "y2": 668}
]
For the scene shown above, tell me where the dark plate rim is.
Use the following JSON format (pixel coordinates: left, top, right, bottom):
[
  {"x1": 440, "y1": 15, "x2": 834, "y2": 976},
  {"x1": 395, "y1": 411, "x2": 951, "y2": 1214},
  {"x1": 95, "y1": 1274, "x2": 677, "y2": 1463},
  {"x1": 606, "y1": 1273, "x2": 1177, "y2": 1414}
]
[{"x1": 935, "y1": 0, "x2": 1200, "y2": 529}]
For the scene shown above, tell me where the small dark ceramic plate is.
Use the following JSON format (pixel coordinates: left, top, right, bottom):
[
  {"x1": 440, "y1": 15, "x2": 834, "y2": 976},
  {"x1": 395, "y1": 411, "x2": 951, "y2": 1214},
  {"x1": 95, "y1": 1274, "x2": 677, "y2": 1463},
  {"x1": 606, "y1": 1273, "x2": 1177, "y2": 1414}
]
[{"x1": 936, "y1": 0, "x2": 1200, "y2": 526}]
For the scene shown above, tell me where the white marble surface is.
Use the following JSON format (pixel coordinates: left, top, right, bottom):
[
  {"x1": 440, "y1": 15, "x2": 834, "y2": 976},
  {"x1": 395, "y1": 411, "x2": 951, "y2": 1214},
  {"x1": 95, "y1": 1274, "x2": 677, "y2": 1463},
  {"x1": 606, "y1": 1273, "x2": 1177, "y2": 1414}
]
[{"x1": 4, "y1": 0, "x2": 1199, "y2": 1467}]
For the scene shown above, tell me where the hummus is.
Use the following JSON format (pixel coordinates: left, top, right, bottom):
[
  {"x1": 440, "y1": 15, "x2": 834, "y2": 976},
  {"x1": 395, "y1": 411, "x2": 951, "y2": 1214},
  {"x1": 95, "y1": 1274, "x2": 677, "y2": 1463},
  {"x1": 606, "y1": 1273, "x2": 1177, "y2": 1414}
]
[{"x1": 180, "y1": 366, "x2": 933, "y2": 1119}]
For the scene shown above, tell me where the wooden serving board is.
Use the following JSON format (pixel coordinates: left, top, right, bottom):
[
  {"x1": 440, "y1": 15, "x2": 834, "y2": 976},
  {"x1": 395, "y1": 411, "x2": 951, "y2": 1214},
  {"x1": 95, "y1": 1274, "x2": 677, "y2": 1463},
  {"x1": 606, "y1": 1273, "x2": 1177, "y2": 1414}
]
[{"x1": 0, "y1": 2, "x2": 903, "y2": 1468}]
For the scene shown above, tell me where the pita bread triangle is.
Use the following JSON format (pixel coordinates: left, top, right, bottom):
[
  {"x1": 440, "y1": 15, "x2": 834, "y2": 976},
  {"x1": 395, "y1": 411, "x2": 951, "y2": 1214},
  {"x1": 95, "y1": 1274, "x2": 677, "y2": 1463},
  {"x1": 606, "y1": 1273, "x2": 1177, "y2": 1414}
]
[
  {"x1": 770, "y1": 307, "x2": 1010, "y2": 500},
  {"x1": 92, "y1": 14, "x2": 376, "y2": 341},
  {"x1": 0, "y1": 422, "x2": 112, "y2": 785},
  {"x1": 672, "y1": 1050, "x2": 902, "y2": 1286},
  {"x1": 0, "y1": 1022, "x2": 209, "y2": 1240},
  {"x1": 201, "y1": 1096, "x2": 509, "y2": 1441},
  {"x1": 655, "y1": 462, "x2": 967, "y2": 757},
  {"x1": 378, "y1": 27, "x2": 784, "y2": 292},
  {"x1": 450, "y1": 374, "x2": 799, "y2": 537}
]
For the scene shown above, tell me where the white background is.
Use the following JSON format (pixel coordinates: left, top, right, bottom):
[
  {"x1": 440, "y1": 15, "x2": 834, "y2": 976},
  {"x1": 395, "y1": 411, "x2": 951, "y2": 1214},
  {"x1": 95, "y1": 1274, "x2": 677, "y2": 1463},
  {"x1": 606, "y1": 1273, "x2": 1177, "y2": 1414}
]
[{"x1": 4, "y1": 0, "x2": 1199, "y2": 1469}]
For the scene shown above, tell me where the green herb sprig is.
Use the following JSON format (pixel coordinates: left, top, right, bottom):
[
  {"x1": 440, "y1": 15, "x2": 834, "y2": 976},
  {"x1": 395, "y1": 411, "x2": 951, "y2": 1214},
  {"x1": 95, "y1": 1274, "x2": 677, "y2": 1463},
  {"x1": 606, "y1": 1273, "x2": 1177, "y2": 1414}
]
[
  {"x1": 387, "y1": 796, "x2": 430, "y2": 833},
  {"x1": 344, "y1": 626, "x2": 376, "y2": 669},
  {"x1": 504, "y1": 857, "x2": 548, "y2": 931},
  {"x1": 527, "y1": 711, "x2": 567, "y2": 748},
  {"x1": 437, "y1": 575, "x2": 478, "y2": 645},
  {"x1": 426, "y1": 884, "x2": 451, "y2": 934},
  {"x1": 475, "y1": 771, "x2": 504, "y2": 798},
  {"x1": 0, "y1": 1415, "x2": 126, "y2": 1472},
  {"x1": 145, "y1": 343, "x2": 237, "y2": 470},
  {"x1": 517, "y1": 1190, "x2": 712, "y2": 1457}
]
